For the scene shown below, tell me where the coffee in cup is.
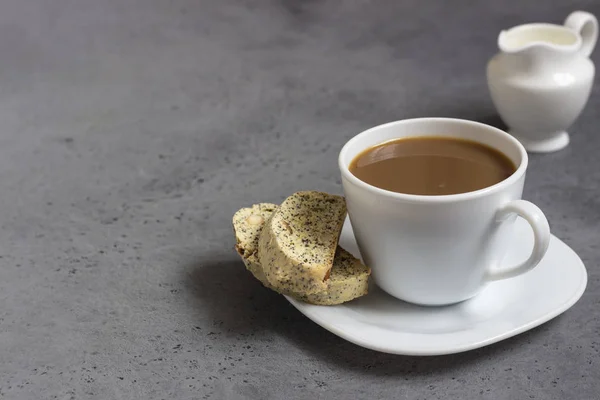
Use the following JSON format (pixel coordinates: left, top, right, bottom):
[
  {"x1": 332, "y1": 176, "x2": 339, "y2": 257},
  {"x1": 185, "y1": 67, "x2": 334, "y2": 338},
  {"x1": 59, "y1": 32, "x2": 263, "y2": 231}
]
[{"x1": 349, "y1": 136, "x2": 516, "y2": 196}]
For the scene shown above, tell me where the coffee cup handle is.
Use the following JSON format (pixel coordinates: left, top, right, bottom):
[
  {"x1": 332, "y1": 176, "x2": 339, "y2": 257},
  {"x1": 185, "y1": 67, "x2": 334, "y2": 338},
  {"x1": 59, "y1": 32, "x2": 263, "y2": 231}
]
[{"x1": 485, "y1": 200, "x2": 551, "y2": 281}]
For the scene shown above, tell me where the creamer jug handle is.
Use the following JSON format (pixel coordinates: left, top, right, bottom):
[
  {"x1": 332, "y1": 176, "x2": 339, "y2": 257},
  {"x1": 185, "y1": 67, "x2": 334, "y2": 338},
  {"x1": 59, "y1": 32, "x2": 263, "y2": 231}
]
[{"x1": 565, "y1": 11, "x2": 598, "y2": 57}]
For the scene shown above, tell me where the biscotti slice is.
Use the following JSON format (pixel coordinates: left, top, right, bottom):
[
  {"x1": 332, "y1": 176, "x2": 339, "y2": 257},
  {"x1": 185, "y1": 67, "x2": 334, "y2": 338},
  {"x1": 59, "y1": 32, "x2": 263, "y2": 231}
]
[
  {"x1": 258, "y1": 191, "x2": 347, "y2": 295},
  {"x1": 294, "y1": 247, "x2": 370, "y2": 305},
  {"x1": 233, "y1": 203, "x2": 370, "y2": 305},
  {"x1": 232, "y1": 203, "x2": 278, "y2": 289}
]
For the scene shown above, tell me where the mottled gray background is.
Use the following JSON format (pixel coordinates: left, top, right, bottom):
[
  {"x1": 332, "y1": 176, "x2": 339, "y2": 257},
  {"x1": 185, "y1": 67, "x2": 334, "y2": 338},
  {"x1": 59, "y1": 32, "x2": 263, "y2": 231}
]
[{"x1": 0, "y1": 0, "x2": 599, "y2": 399}]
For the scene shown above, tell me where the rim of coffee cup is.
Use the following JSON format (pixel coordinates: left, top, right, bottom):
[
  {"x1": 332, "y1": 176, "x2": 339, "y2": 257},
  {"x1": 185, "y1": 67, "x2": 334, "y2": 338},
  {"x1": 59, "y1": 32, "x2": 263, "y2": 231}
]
[{"x1": 338, "y1": 118, "x2": 528, "y2": 203}]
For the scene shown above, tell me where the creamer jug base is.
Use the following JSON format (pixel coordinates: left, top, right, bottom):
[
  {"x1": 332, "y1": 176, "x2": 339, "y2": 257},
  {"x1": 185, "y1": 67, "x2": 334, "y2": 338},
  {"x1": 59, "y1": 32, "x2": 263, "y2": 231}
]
[{"x1": 510, "y1": 130, "x2": 570, "y2": 153}]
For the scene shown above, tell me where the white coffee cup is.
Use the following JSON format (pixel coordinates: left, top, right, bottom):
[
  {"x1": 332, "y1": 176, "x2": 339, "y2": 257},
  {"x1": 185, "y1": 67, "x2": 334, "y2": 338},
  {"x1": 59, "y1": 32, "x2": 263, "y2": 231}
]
[{"x1": 339, "y1": 118, "x2": 551, "y2": 306}]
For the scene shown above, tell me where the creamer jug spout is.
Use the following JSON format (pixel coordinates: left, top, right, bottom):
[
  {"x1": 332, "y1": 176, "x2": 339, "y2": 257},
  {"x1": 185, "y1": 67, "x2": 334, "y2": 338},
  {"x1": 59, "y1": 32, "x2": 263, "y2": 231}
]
[{"x1": 498, "y1": 23, "x2": 580, "y2": 56}]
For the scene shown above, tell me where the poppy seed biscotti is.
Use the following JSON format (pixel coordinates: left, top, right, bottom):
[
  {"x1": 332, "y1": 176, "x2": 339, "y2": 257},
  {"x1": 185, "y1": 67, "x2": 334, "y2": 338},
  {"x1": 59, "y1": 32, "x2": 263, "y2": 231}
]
[
  {"x1": 258, "y1": 191, "x2": 347, "y2": 295},
  {"x1": 233, "y1": 203, "x2": 371, "y2": 305},
  {"x1": 293, "y1": 246, "x2": 370, "y2": 305},
  {"x1": 232, "y1": 203, "x2": 279, "y2": 289}
]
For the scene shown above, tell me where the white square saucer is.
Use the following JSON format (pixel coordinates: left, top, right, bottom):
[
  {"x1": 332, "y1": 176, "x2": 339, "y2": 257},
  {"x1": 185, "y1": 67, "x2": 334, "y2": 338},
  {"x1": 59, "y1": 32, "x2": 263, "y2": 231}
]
[{"x1": 286, "y1": 217, "x2": 587, "y2": 356}]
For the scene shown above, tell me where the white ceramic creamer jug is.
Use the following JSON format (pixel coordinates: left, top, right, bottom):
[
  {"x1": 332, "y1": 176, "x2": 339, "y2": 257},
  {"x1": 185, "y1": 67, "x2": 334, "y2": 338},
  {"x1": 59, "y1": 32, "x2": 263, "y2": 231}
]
[{"x1": 487, "y1": 11, "x2": 598, "y2": 152}]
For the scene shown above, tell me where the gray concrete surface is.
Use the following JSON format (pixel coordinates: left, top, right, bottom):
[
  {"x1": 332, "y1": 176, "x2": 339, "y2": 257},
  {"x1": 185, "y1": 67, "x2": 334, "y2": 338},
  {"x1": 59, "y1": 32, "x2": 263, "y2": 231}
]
[{"x1": 0, "y1": 0, "x2": 599, "y2": 399}]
